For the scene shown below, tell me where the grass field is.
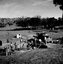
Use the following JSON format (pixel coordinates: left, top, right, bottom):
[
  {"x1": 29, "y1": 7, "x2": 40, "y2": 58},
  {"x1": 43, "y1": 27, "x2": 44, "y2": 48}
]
[
  {"x1": 0, "y1": 30, "x2": 35, "y2": 43},
  {"x1": 0, "y1": 29, "x2": 63, "y2": 64},
  {"x1": 0, "y1": 48, "x2": 63, "y2": 64}
]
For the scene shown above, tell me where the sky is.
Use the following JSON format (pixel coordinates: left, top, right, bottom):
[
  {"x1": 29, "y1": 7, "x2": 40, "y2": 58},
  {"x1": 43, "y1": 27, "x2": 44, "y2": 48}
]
[{"x1": 0, "y1": 0, "x2": 62, "y2": 18}]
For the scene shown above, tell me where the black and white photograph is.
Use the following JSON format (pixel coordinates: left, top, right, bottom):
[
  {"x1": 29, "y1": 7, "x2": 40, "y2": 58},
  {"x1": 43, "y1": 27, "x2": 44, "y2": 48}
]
[{"x1": 0, "y1": 0, "x2": 63, "y2": 64}]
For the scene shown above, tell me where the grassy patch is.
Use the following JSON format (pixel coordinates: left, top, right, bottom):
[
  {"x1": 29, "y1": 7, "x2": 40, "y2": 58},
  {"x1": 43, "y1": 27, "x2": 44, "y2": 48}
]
[{"x1": 0, "y1": 48, "x2": 63, "y2": 64}]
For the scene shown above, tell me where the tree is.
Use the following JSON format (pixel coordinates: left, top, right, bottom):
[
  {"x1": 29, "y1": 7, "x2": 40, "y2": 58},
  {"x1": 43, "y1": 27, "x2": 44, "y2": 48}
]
[
  {"x1": 47, "y1": 17, "x2": 57, "y2": 30},
  {"x1": 53, "y1": 0, "x2": 63, "y2": 19},
  {"x1": 29, "y1": 17, "x2": 41, "y2": 27}
]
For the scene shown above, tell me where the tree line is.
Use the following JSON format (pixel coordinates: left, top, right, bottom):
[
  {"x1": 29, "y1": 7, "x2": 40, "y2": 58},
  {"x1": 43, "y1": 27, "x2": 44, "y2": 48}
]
[{"x1": 0, "y1": 17, "x2": 63, "y2": 30}]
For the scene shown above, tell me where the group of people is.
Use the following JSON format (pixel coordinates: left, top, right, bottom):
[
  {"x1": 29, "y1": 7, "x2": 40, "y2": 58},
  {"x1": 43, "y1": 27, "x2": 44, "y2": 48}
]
[
  {"x1": 5, "y1": 38, "x2": 28, "y2": 56},
  {"x1": 27, "y1": 33, "x2": 54, "y2": 49},
  {"x1": 0, "y1": 33, "x2": 53, "y2": 56},
  {"x1": 27, "y1": 35, "x2": 47, "y2": 49}
]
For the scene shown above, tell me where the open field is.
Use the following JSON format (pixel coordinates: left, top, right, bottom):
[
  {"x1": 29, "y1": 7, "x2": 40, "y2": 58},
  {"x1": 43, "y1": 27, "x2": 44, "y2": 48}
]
[
  {"x1": 0, "y1": 29, "x2": 63, "y2": 42},
  {"x1": 0, "y1": 29, "x2": 63, "y2": 64},
  {"x1": 0, "y1": 48, "x2": 63, "y2": 64}
]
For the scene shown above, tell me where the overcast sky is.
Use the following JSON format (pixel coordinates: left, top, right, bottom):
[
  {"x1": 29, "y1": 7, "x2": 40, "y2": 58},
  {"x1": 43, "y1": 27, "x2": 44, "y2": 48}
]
[{"x1": 0, "y1": 0, "x2": 62, "y2": 18}]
